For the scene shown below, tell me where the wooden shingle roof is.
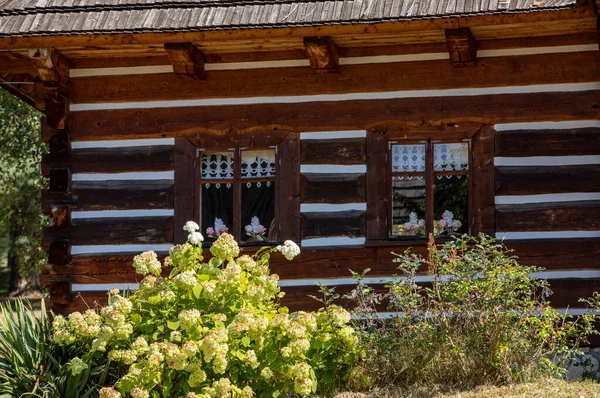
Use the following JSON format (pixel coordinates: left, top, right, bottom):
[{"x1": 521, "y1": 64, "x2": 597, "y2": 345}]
[{"x1": 0, "y1": 0, "x2": 577, "y2": 38}]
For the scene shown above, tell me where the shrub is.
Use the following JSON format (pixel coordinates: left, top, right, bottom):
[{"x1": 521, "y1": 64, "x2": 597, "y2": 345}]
[
  {"x1": 347, "y1": 234, "x2": 596, "y2": 388},
  {"x1": 51, "y1": 223, "x2": 359, "y2": 397}
]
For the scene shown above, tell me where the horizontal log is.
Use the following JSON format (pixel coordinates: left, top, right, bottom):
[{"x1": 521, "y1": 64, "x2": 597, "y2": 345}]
[
  {"x1": 505, "y1": 238, "x2": 600, "y2": 270},
  {"x1": 495, "y1": 165, "x2": 600, "y2": 195},
  {"x1": 41, "y1": 180, "x2": 174, "y2": 211},
  {"x1": 495, "y1": 128, "x2": 600, "y2": 157},
  {"x1": 496, "y1": 201, "x2": 600, "y2": 232},
  {"x1": 43, "y1": 238, "x2": 600, "y2": 287},
  {"x1": 51, "y1": 277, "x2": 600, "y2": 314},
  {"x1": 301, "y1": 138, "x2": 366, "y2": 165},
  {"x1": 42, "y1": 216, "x2": 173, "y2": 248},
  {"x1": 301, "y1": 173, "x2": 366, "y2": 204},
  {"x1": 42, "y1": 145, "x2": 174, "y2": 176},
  {"x1": 69, "y1": 52, "x2": 598, "y2": 104},
  {"x1": 301, "y1": 210, "x2": 365, "y2": 239},
  {"x1": 69, "y1": 90, "x2": 600, "y2": 140}
]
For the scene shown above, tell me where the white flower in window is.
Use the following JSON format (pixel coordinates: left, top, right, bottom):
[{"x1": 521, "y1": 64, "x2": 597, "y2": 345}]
[
  {"x1": 245, "y1": 216, "x2": 267, "y2": 241},
  {"x1": 206, "y1": 218, "x2": 229, "y2": 238},
  {"x1": 403, "y1": 212, "x2": 425, "y2": 235},
  {"x1": 439, "y1": 210, "x2": 462, "y2": 234}
]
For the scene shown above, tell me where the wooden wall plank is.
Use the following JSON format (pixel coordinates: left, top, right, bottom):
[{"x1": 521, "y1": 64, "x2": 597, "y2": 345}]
[
  {"x1": 41, "y1": 181, "x2": 174, "y2": 211},
  {"x1": 174, "y1": 137, "x2": 197, "y2": 244},
  {"x1": 42, "y1": 216, "x2": 174, "y2": 247},
  {"x1": 472, "y1": 126, "x2": 496, "y2": 235},
  {"x1": 495, "y1": 128, "x2": 600, "y2": 157},
  {"x1": 366, "y1": 130, "x2": 389, "y2": 240},
  {"x1": 51, "y1": 276, "x2": 600, "y2": 314},
  {"x1": 278, "y1": 133, "x2": 302, "y2": 242},
  {"x1": 301, "y1": 138, "x2": 366, "y2": 165},
  {"x1": 69, "y1": 91, "x2": 600, "y2": 140},
  {"x1": 42, "y1": 146, "x2": 174, "y2": 175},
  {"x1": 495, "y1": 165, "x2": 600, "y2": 195},
  {"x1": 301, "y1": 173, "x2": 366, "y2": 203},
  {"x1": 301, "y1": 210, "x2": 365, "y2": 239},
  {"x1": 69, "y1": 52, "x2": 599, "y2": 104},
  {"x1": 496, "y1": 201, "x2": 600, "y2": 232},
  {"x1": 505, "y1": 238, "x2": 600, "y2": 270}
]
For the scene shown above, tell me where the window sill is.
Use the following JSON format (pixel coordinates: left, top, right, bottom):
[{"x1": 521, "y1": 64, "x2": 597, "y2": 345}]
[{"x1": 364, "y1": 236, "x2": 459, "y2": 248}]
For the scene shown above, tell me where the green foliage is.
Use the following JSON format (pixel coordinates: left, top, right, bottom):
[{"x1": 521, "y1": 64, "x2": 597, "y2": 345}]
[
  {"x1": 348, "y1": 234, "x2": 596, "y2": 388},
  {"x1": 0, "y1": 88, "x2": 47, "y2": 282},
  {"x1": 51, "y1": 229, "x2": 359, "y2": 397}
]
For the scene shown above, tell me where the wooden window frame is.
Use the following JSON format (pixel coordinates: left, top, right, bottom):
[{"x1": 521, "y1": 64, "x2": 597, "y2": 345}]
[
  {"x1": 366, "y1": 125, "x2": 495, "y2": 246},
  {"x1": 174, "y1": 132, "x2": 301, "y2": 246},
  {"x1": 388, "y1": 139, "x2": 472, "y2": 239}
]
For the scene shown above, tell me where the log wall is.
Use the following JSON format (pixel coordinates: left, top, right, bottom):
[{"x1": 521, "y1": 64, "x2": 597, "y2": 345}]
[{"x1": 41, "y1": 41, "x2": 600, "y2": 313}]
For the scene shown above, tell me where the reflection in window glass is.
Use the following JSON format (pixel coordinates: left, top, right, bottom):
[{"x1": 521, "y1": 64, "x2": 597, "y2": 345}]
[
  {"x1": 434, "y1": 175, "x2": 468, "y2": 237},
  {"x1": 201, "y1": 184, "x2": 233, "y2": 240},
  {"x1": 391, "y1": 176, "x2": 426, "y2": 237},
  {"x1": 434, "y1": 142, "x2": 469, "y2": 172}
]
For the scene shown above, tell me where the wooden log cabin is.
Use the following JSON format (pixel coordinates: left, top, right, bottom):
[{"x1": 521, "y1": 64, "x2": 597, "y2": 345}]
[{"x1": 0, "y1": 0, "x2": 599, "y2": 314}]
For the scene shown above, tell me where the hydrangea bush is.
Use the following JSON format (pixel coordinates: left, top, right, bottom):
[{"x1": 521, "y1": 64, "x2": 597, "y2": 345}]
[{"x1": 51, "y1": 222, "x2": 359, "y2": 397}]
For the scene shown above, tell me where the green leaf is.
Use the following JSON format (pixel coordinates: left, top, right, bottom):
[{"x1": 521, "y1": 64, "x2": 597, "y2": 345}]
[
  {"x1": 272, "y1": 390, "x2": 280, "y2": 398},
  {"x1": 148, "y1": 295, "x2": 163, "y2": 305},
  {"x1": 192, "y1": 285, "x2": 202, "y2": 299},
  {"x1": 241, "y1": 336, "x2": 251, "y2": 347},
  {"x1": 167, "y1": 321, "x2": 180, "y2": 330},
  {"x1": 130, "y1": 313, "x2": 142, "y2": 325}
]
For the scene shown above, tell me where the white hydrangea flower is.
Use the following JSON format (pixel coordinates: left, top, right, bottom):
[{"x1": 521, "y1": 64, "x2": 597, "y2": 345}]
[
  {"x1": 183, "y1": 221, "x2": 200, "y2": 233},
  {"x1": 188, "y1": 231, "x2": 204, "y2": 246},
  {"x1": 276, "y1": 240, "x2": 300, "y2": 261},
  {"x1": 68, "y1": 357, "x2": 88, "y2": 376}
]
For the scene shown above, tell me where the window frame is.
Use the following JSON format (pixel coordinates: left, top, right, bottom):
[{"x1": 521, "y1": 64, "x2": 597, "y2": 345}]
[
  {"x1": 388, "y1": 138, "x2": 473, "y2": 240},
  {"x1": 173, "y1": 132, "x2": 301, "y2": 246},
  {"x1": 366, "y1": 125, "x2": 495, "y2": 246}
]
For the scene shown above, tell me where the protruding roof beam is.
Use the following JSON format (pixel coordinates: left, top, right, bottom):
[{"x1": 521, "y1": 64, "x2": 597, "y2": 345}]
[
  {"x1": 445, "y1": 28, "x2": 478, "y2": 66},
  {"x1": 27, "y1": 47, "x2": 70, "y2": 88},
  {"x1": 304, "y1": 37, "x2": 340, "y2": 73},
  {"x1": 164, "y1": 42, "x2": 206, "y2": 79}
]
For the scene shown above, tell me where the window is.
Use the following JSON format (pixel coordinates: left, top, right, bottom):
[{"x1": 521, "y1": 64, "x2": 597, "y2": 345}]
[
  {"x1": 200, "y1": 148, "x2": 277, "y2": 243},
  {"x1": 173, "y1": 132, "x2": 301, "y2": 246},
  {"x1": 390, "y1": 141, "x2": 470, "y2": 238},
  {"x1": 366, "y1": 126, "x2": 494, "y2": 243}
]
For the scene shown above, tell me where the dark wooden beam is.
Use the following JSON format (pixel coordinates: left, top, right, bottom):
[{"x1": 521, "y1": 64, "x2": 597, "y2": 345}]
[
  {"x1": 164, "y1": 42, "x2": 206, "y2": 80},
  {"x1": 304, "y1": 37, "x2": 340, "y2": 73},
  {"x1": 27, "y1": 47, "x2": 70, "y2": 89},
  {"x1": 445, "y1": 28, "x2": 478, "y2": 66}
]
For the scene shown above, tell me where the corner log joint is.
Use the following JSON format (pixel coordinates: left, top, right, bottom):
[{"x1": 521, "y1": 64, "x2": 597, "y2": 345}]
[
  {"x1": 445, "y1": 28, "x2": 478, "y2": 66},
  {"x1": 304, "y1": 37, "x2": 340, "y2": 73},
  {"x1": 164, "y1": 42, "x2": 206, "y2": 80}
]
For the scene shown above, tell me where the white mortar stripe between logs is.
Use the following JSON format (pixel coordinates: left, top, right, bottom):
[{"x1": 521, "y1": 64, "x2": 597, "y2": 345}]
[
  {"x1": 478, "y1": 44, "x2": 599, "y2": 58},
  {"x1": 72, "y1": 171, "x2": 175, "y2": 181},
  {"x1": 300, "y1": 130, "x2": 366, "y2": 139},
  {"x1": 494, "y1": 155, "x2": 600, "y2": 166},
  {"x1": 71, "y1": 244, "x2": 173, "y2": 255},
  {"x1": 301, "y1": 237, "x2": 366, "y2": 247},
  {"x1": 496, "y1": 231, "x2": 600, "y2": 240},
  {"x1": 301, "y1": 165, "x2": 366, "y2": 173},
  {"x1": 70, "y1": 271, "x2": 600, "y2": 292},
  {"x1": 494, "y1": 120, "x2": 600, "y2": 131},
  {"x1": 71, "y1": 138, "x2": 175, "y2": 148},
  {"x1": 495, "y1": 193, "x2": 600, "y2": 205},
  {"x1": 70, "y1": 82, "x2": 600, "y2": 111},
  {"x1": 301, "y1": 203, "x2": 366, "y2": 212},
  {"x1": 71, "y1": 210, "x2": 174, "y2": 219}
]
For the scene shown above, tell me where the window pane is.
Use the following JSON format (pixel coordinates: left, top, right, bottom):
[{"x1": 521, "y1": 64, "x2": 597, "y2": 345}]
[
  {"x1": 241, "y1": 149, "x2": 276, "y2": 179},
  {"x1": 242, "y1": 181, "x2": 276, "y2": 243},
  {"x1": 434, "y1": 175, "x2": 468, "y2": 237},
  {"x1": 434, "y1": 142, "x2": 469, "y2": 172},
  {"x1": 392, "y1": 144, "x2": 426, "y2": 173},
  {"x1": 201, "y1": 151, "x2": 234, "y2": 180},
  {"x1": 201, "y1": 183, "x2": 233, "y2": 240},
  {"x1": 391, "y1": 176, "x2": 426, "y2": 237}
]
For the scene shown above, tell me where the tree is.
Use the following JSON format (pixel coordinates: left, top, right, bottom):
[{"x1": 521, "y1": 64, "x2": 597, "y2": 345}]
[{"x1": 0, "y1": 88, "x2": 47, "y2": 295}]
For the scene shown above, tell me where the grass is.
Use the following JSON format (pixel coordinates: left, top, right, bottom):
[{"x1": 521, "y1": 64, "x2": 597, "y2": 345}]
[{"x1": 333, "y1": 379, "x2": 600, "y2": 398}]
